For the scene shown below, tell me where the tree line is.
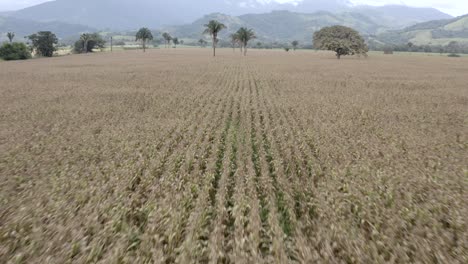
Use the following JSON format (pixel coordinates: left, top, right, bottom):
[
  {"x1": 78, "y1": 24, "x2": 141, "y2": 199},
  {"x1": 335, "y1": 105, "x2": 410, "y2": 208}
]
[
  {"x1": 0, "y1": 31, "x2": 58, "y2": 60},
  {"x1": 3, "y1": 21, "x2": 465, "y2": 61},
  {"x1": 370, "y1": 41, "x2": 468, "y2": 55}
]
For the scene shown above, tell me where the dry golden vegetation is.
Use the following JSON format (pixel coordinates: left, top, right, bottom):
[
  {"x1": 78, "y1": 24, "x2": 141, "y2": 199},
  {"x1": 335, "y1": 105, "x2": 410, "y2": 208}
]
[{"x1": 0, "y1": 49, "x2": 467, "y2": 263}]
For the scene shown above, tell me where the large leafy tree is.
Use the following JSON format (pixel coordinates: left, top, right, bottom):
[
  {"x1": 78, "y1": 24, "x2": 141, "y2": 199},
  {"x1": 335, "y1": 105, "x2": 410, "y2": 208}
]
[
  {"x1": 291, "y1": 40, "x2": 299, "y2": 50},
  {"x1": 203, "y1": 20, "x2": 226, "y2": 57},
  {"x1": 136, "y1": 28, "x2": 153, "y2": 52},
  {"x1": 7, "y1": 32, "x2": 15, "y2": 43},
  {"x1": 236, "y1": 27, "x2": 256, "y2": 56},
  {"x1": 80, "y1": 34, "x2": 92, "y2": 53},
  {"x1": 172, "y1": 37, "x2": 179, "y2": 48},
  {"x1": 198, "y1": 39, "x2": 207, "y2": 48},
  {"x1": 74, "y1": 33, "x2": 106, "y2": 53},
  {"x1": 313, "y1": 25, "x2": 368, "y2": 59},
  {"x1": 447, "y1": 41, "x2": 460, "y2": 54},
  {"x1": 162, "y1": 32, "x2": 172, "y2": 48},
  {"x1": 27, "y1": 31, "x2": 58, "y2": 57}
]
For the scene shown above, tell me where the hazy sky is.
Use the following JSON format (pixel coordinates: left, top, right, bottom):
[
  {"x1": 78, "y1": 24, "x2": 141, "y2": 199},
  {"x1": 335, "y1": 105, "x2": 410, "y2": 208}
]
[{"x1": 0, "y1": 0, "x2": 466, "y2": 16}]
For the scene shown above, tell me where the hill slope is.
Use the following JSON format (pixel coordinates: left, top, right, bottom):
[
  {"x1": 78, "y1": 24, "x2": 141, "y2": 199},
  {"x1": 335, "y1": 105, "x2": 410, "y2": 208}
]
[
  {"x1": 162, "y1": 11, "x2": 400, "y2": 43},
  {"x1": 0, "y1": 16, "x2": 95, "y2": 40},
  {"x1": 377, "y1": 15, "x2": 468, "y2": 45},
  {"x1": 9, "y1": 0, "x2": 451, "y2": 30},
  {"x1": 352, "y1": 5, "x2": 452, "y2": 29},
  {"x1": 10, "y1": 0, "x2": 349, "y2": 29}
]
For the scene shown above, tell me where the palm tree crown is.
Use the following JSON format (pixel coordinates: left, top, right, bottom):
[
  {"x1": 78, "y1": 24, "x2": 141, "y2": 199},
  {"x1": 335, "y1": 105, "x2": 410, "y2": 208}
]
[
  {"x1": 203, "y1": 20, "x2": 226, "y2": 37},
  {"x1": 135, "y1": 28, "x2": 153, "y2": 52},
  {"x1": 7, "y1": 32, "x2": 15, "y2": 43},
  {"x1": 236, "y1": 27, "x2": 256, "y2": 56}
]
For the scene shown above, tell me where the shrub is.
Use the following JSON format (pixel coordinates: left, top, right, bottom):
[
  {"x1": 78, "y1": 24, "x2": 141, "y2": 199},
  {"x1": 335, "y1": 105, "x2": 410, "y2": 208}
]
[
  {"x1": 447, "y1": 53, "x2": 461, "y2": 57},
  {"x1": 0, "y1": 42, "x2": 31, "y2": 61},
  {"x1": 284, "y1": 47, "x2": 290, "y2": 52}
]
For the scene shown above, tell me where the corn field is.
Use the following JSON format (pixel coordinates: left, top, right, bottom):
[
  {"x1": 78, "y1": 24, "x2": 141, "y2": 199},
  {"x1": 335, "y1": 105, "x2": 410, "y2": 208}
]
[{"x1": 0, "y1": 49, "x2": 467, "y2": 263}]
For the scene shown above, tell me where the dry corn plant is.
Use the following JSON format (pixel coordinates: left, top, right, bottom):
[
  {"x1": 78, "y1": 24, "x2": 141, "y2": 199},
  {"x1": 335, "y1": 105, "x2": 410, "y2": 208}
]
[{"x1": 0, "y1": 49, "x2": 466, "y2": 263}]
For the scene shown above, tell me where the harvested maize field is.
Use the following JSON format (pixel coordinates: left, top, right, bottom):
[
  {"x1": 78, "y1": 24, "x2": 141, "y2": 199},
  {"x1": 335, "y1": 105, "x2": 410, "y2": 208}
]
[{"x1": 0, "y1": 49, "x2": 467, "y2": 263}]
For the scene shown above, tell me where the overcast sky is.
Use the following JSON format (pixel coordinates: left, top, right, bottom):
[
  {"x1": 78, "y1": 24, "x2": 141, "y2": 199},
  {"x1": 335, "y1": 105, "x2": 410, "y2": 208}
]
[{"x1": 0, "y1": 0, "x2": 466, "y2": 16}]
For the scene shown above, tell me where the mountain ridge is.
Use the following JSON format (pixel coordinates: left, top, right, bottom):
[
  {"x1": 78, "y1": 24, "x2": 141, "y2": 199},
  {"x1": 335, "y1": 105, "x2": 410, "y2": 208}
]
[
  {"x1": 0, "y1": 15, "x2": 95, "y2": 41},
  {"x1": 8, "y1": 0, "x2": 451, "y2": 30},
  {"x1": 377, "y1": 14, "x2": 468, "y2": 45},
  {"x1": 161, "y1": 10, "x2": 455, "y2": 43}
]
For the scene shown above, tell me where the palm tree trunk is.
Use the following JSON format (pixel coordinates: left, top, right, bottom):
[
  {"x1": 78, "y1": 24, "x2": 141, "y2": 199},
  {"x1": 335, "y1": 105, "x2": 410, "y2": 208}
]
[
  {"x1": 244, "y1": 43, "x2": 247, "y2": 56},
  {"x1": 143, "y1": 40, "x2": 146, "y2": 52},
  {"x1": 212, "y1": 37, "x2": 216, "y2": 57}
]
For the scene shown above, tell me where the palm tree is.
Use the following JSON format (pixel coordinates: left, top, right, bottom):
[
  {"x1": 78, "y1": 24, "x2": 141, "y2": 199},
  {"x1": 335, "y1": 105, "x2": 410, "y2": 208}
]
[
  {"x1": 236, "y1": 27, "x2": 256, "y2": 56},
  {"x1": 7, "y1": 32, "x2": 15, "y2": 43},
  {"x1": 136, "y1": 28, "x2": 153, "y2": 52},
  {"x1": 230, "y1": 33, "x2": 239, "y2": 52},
  {"x1": 162, "y1": 33, "x2": 172, "y2": 48},
  {"x1": 80, "y1": 33, "x2": 92, "y2": 53},
  {"x1": 203, "y1": 20, "x2": 226, "y2": 57}
]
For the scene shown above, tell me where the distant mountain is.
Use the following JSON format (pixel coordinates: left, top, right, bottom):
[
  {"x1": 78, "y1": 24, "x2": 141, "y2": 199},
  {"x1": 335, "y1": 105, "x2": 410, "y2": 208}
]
[
  {"x1": 9, "y1": 0, "x2": 348, "y2": 29},
  {"x1": 164, "y1": 11, "x2": 385, "y2": 43},
  {"x1": 9, "y1": 0, "x2": 451, "y2": 30},
  {"x1": 0, "y1": 16, "x2": 95, "y2": 41},
  {"x1": 377, "y1": 14, "x2": 468, "y2": 45},
  {"x1": 0, "y1": 11, "x2": 13, "y2": 16},
  {"x1": 352, "y1": 5, "x2": 452, "y2": 30}
]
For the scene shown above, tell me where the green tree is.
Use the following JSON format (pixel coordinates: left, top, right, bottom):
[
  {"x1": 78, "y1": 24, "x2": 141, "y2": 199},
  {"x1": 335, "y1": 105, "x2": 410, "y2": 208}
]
[
  {"x1": 79, "y1": 33, "x2": 92, "y2": 53},
  {"x1": 291, "y1": 40, "x2": 299, "y2": 50},
  {"x1": 0, "y1": 42, "x2": 31, "y2": 60},
  {"x1": 27, "y1": 31, "x2": 58, "y2": 57},
  {"x1": 136, "y1": 28, "x2": 153, "y2": 52},
  {"x1": 198, "y1": 38, "x2": 207, "y2": 48},
  {"x1": 74, "y1": 33, "x2": 106, "y2": 53},
  {"x1": 446, "y1": 41, "x2": 460, "y2": 54},
  {"x1": 7, "y1": 32, "x2": 15, "y2": 43},
  {"x1": 313, "y1": 26, "x2": 368, "y2": 59},
  {"x1": 172, "y1": 37, "x2": 179, "y2": 48},
  {"x1": 203, "y1": 20, "x2": 226, "y2": 57},
  {"x1": 236, "y1": 27, "x2": 256, "y2": 56},
  {"x1": 162, "y1": 32, "x2": 172, "y2": 48}
]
